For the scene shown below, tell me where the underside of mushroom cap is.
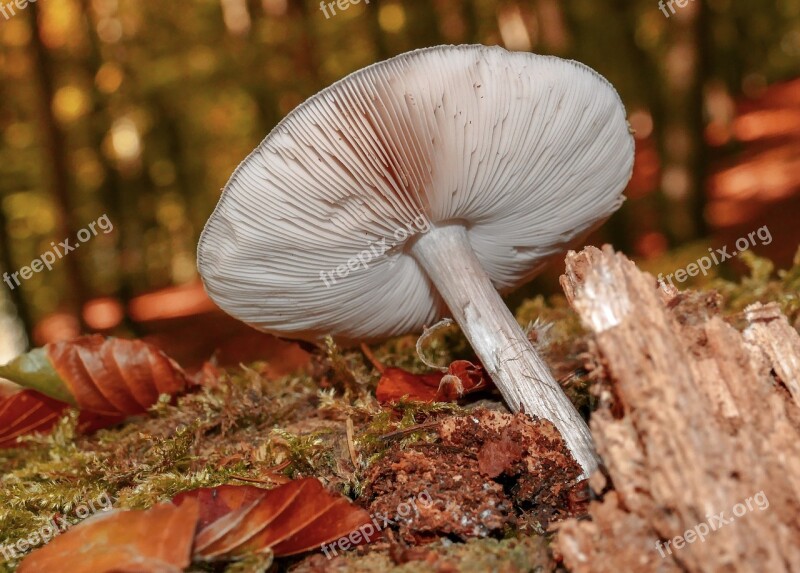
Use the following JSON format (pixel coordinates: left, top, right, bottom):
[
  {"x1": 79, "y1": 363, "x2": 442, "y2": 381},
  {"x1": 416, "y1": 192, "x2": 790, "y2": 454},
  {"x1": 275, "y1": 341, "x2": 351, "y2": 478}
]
[{"x1": 197, "y1": 44, "x2": 635, "y2": 342}]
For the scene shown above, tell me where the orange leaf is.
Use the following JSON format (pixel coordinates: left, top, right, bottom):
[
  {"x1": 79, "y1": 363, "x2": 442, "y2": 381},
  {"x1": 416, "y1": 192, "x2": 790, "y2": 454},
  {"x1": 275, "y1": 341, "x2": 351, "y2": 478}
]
[
  {"x1": 436, "y1": 360, "x2": 492, "y2": 401},
  {"x1": 18, "y1": 500, "x2": 199, "y2": 573},
  {"x1": 173, "y1": 484, "x2": 267, "y2": 531},
  {"x1": 0, "y1": 390, "x2": 122, "y2": 449},
  {"x1": 375, "y1": 360, "x2": 493, "y2": 404},
  {"x1": 375, "y1": 367, "x2": 443, "y2": 403},
  {"x1": 47, "y1": 336, "x2": 188, "y2": 416},
  {"x1": 0, "y1": 390, "x2": 65, "y2": 448},
  {"x1": 268, "y1": 493, "x2": 376, "y2": 556},
  {"x1": 173, "y1": 478, "x2": 376, "y2": 559},
  {"x1": 0, "y1": 336, "x2": 189, "y2": 417}
]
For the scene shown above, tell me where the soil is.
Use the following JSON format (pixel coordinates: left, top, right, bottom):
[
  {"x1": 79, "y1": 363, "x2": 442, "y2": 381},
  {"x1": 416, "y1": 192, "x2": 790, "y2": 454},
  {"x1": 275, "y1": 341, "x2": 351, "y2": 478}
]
[{"x1": 1, "y1": 247, "x2": 798, "y2": 573}]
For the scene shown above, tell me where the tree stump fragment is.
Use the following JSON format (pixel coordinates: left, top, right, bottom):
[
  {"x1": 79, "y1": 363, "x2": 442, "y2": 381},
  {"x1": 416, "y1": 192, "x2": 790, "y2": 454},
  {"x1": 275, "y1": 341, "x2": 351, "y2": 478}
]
[{"x1": 555, "y1": 246, "x2": 800, "y2": 573}]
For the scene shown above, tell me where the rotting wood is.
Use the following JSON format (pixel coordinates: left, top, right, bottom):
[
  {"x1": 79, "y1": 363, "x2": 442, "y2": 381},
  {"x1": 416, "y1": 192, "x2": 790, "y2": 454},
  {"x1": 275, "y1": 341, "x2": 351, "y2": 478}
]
[{"x1": 555, "y1": 245, "x2": 800, "y2": 573}]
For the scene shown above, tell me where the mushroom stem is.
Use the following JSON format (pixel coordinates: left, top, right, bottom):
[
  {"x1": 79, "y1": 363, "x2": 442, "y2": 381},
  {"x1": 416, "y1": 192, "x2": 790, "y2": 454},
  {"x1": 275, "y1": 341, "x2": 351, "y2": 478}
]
[{"x1": 410, "y1": 224, "x2": 598, "y2": 477}]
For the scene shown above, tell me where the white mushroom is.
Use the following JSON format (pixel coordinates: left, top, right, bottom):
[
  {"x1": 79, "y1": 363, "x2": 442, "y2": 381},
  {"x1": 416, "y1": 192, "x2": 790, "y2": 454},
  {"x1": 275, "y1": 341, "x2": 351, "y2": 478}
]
[{"x1": 197, "y1": 45, "x2": 635, "y2": 477}]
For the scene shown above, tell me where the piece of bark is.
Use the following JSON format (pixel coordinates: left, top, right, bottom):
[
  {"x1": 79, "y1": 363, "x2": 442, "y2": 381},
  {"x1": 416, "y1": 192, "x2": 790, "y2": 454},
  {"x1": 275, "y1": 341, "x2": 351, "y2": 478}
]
[
  {"x1": 554, "y1": 246, "x2": 800, "y2": 573},
  {"x1": 743, "y1": 302, "x2": 800, "y2": 406}
]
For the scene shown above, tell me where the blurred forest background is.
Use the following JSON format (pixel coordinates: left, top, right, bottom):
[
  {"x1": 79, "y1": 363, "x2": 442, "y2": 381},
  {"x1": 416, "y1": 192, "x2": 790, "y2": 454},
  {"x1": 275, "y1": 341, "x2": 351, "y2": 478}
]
[{"x1": 0, "y1": 0, "x2": 799, "y2": 367}]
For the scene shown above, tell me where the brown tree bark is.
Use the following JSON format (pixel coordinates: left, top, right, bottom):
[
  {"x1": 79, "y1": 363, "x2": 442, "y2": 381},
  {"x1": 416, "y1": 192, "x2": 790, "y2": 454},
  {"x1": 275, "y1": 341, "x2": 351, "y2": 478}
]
[
  {"x1": 28, "y1": 2, "x2": 90, "y2": 331},
  {"x1": 76, "y1": 0, "x2": 141, "y2": 336},
  {"x1": 659, "y1": 2, "x2": 709, "y2": 243},
  {"x1": 555, "y1": 246, "x2": 800, "y2": 573}
]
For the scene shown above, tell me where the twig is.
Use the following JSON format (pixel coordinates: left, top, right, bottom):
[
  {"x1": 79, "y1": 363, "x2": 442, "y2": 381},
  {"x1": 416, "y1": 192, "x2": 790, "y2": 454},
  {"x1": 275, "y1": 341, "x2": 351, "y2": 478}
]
[
  {"x1": 360, "y1": 343, "x2": 386, "y2": 374},
  {"x1": 379, "y1": 420, "x2": 442, "y2": 441},
  {"x1": 230, "y1": 460, "x2": 292, "y2": 485}
]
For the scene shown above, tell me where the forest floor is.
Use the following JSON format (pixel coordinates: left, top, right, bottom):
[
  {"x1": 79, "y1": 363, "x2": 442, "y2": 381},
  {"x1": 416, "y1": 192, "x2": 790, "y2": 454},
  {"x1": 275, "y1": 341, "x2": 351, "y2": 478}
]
[{"x1": 0, "y1": 247, "x2": 798, "y2": 573}]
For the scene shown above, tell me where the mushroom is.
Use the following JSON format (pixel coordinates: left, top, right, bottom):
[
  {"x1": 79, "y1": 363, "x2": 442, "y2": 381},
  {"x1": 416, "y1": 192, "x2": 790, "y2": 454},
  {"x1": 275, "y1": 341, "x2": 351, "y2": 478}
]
[{"x1": 197, "y1": 45, "x2": 634, "y2": 476}]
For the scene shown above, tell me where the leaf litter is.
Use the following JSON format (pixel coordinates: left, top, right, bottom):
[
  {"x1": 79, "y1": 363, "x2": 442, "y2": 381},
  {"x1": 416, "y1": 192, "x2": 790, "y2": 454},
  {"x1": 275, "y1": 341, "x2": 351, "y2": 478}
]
[{"x1": 2, "y1": 249, "x2": 796, "y2": 572}]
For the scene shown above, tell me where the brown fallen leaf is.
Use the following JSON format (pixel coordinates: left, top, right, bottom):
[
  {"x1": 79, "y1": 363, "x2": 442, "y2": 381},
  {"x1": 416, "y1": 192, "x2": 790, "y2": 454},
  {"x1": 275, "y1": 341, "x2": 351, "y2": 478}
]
[
  {"x1": 375, "y1": 367, "x2": 444, "y2": 403},
  {"x1": 18, "y1": 500, "x2": 199, "y2": 573},
  {"x1": 374, "y1": 359, "x2": 493, "y2": 404},
  {"x1": 0, "y1": 389, "x2": 123, "y2": 449},
  {"x1": 436, "y1": 360, "x2": 492, "y2": 402},
  {"x1": 0, "y1": 335, "x2": 189, "y2": 416},
  {"x1": 190, "y1": 361, "x2": 224, "y2": 388},
  {"x1": 0, "y1": 390, "x2": 65, "y2": 448},
  {"x1": 172, "y1": 484, "x2": 267, "y2": 531},
  {"x1": 173, "y1": 478, "x2": 377, "y2": 559}
]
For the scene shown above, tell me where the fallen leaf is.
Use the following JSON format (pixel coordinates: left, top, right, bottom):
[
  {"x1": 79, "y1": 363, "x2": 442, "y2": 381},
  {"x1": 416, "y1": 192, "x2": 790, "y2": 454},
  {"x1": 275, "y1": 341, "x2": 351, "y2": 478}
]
[
  {"x1": 375, "y1": 360, "x2": 492, "y2": 404},
  {"x1": 191, "y1": 361, "x2": 224, "y2": 388},
  {"x1": 18, "y1": 500, "x2": 199, "y2": 573},
  {"x1": 173, "y1": 478, "x2": 376, "y2": 559},
  {"x1": 173, "y1": 484, "x2": 266, "y2": 531},
  {"x1": 0, "y1": 335, "x2": 189, "y2": 416},
  {"x1": 0, "y1": 380, "x2": 16, "y2": 398},
  {"x1": 375, "y1": 367, "x2": 443, "y2": 403},
  {"x1": 0, "y1": 390, "x2": 123, "y2": 449},
  {"x1": 0, "y1": 390, "x2": 65, "y2": 448},
  {"x1": 436, "y1": 360, "x2": 492, "y2": 402}
]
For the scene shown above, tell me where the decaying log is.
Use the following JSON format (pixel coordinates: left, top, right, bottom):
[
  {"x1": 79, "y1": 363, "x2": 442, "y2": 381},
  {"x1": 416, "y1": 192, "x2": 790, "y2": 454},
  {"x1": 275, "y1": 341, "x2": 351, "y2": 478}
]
[{"x1": 554, "y1": 246, "x2": 800, "y2": 573}]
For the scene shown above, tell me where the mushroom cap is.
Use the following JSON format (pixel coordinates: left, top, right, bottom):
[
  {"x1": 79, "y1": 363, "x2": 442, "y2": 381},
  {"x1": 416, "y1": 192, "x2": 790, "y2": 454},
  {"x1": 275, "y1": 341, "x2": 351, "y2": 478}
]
[{"x1": 198, "y1": 44, "x2": 635, "y2": 342}]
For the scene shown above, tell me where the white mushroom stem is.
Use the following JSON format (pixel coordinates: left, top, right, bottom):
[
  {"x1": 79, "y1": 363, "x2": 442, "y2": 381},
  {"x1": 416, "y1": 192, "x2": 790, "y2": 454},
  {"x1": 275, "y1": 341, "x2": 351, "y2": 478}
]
[{"x1": 410, "y1": 225, "x2": 599, "y2": 477}]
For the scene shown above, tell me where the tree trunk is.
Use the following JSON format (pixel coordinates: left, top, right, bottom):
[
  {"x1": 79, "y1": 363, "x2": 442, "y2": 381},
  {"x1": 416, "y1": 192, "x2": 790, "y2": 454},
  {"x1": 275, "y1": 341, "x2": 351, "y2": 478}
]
[
  {"x1": 76, "y1": 0, "x2": 142, "y2": 335},
  {"x1": 28, "y1": 2, "x2": 90, "y2": 332}
]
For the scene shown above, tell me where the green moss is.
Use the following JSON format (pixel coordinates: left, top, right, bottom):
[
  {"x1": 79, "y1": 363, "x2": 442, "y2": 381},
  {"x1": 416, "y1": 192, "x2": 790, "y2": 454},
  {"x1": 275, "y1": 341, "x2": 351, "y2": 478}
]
[
  {"x1": 368, "y1": 323, "x2": 471, "y2": 375},
  {"x1": 223, "y1": 552, "x2": 274, "y2": 573},
  {"x1": 271, "y1": 427, "x2": 339, "y2": 478},
  {"x1": 639, "y1": 245, "x2": 800, "y2": 328},
  {"x1": 324, "y1": 337, "x2": 364, "y2": 396},
  {"x1": 0, "y1": 366, "x2": 326, "y2": 566},
  {"x1": 712, "y1": 248, "x2": 800, "y2": 327},
  {"x1": 2, "y1": 247, "x2": 797, "y2": 572},
  {"x1": 357, "y1": 401, "x2": 460, "y2": 469}
]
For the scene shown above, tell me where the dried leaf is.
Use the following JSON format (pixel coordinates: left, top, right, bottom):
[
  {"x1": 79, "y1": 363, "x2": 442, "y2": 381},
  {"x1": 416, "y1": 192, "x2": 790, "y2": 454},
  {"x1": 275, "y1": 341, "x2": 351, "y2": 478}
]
[
  {"x1": 18, "y1": 500, "x2": 199, "y2": 573},
  {"x1": 0, "y1": 390, "x2": 123, "y2": 448},
  {"x1": 0, "y1": 390, "x2": 65, "y2": 448},
  {"x1": 0, "y1": 335, "x2": 188, "y2": 416},
  {"x1": 376, "y1": 360, "x2": 492, "y2": 404},
  {"x1": 173, "y1": 484, "x2": 267, "y2": 531},
  {"x1": 375, "y1": 367, "x2": 443, "y2": 403},
  {"x1": 173, "y1": 478, "x2": 375, "y2": 559},
  {"x1": 0, "y1": 347, "x2": 73, "y2": 404},
  {"x1": 437, "y1": 360, "x2": 492, "y2": 401}
]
